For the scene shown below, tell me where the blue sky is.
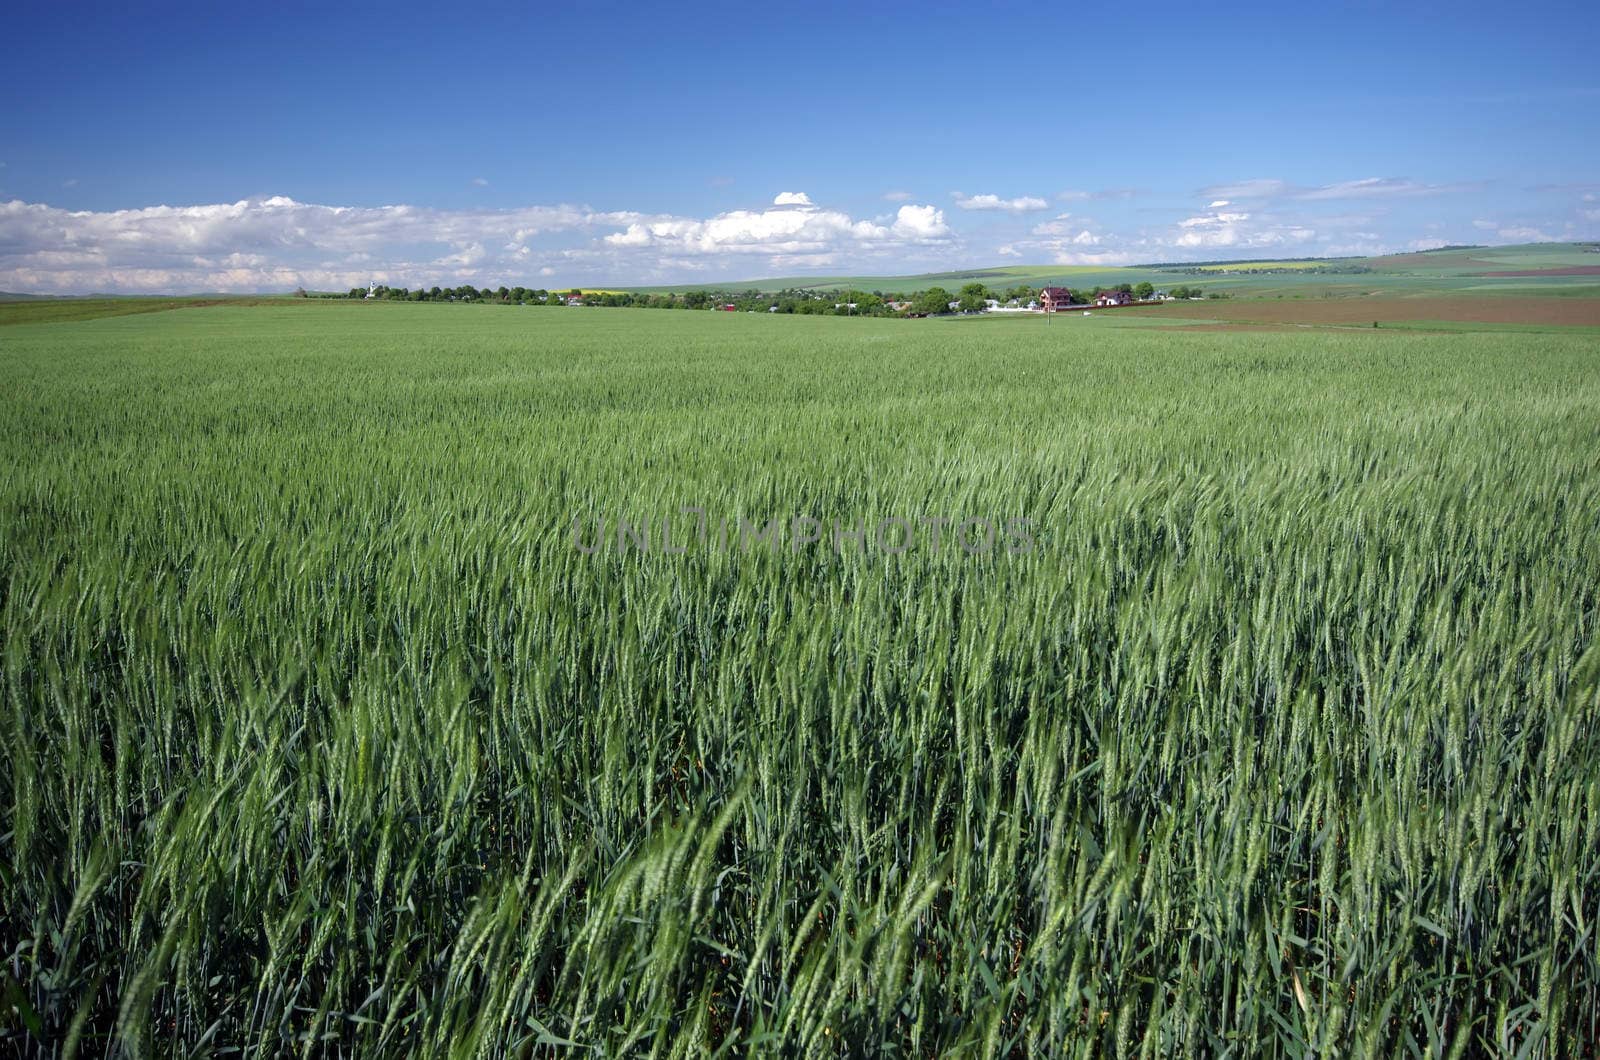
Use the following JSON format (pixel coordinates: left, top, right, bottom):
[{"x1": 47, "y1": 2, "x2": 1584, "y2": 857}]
[{"x1": 2, "y1": 0, "x2": 1597, "y2": 292}]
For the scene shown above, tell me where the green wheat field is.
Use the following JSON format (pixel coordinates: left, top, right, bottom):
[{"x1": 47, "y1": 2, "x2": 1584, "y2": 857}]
[{"x1": 3, "y1": 303, "x2": 1598, "y2": 1056}]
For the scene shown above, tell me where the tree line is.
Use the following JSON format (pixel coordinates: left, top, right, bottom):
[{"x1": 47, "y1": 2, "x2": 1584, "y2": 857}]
[{"x1": 335, "y1": 279, "x2": 1206, "y2": 314}]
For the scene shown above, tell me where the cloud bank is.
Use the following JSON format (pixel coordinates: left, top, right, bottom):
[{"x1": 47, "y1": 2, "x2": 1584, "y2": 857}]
[
  {"x1": 0, "y1": 196, "x2": 614, "y2": 293},
  {"x1": 0, "y1": 193, "x2": 951, "y2": 293},
  {"x1": 603, "y1": 199, "x2": 949, "y2": 255},
  {"x1": 0, "y1": 174, "x2": 1583, "y2": 293}
]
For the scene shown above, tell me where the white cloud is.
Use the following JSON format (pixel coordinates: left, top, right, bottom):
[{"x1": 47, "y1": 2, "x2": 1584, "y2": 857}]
[
  {"x1": 1172, "y1": 208, "x2": 1316, "y2": 249},
  {"x1": 1199, "y1": 179, "x2": 1292, "y2": 200},
  {"x1": 889, "y1": 203, "x2": 950, "y2": 240},
  {"x1": 769, "y1": 253, "x2": 836, "y2": 270},
  {"x1": 972, "y1": 201, "x2": 1391, "y2": 267},
  {"x1": 602, "y1": 199, "x2": 889, "y2": 254},
  {"x1": 1581, "y1": 207, "x2": 1600, "y2": 222},
  {"x1": 0, "y1": 195, "x2": 625, "y2": 293},
  {"x1": 1200, "y1": 176, "x2": 1473, "y2": 202},
  {"x1": 975, "y1": 186, "x2": 1524, "y2": 267},
  {"x1": 953, "y1": 193, "x2": 1050, "y2": 213},
  {"x1": 1058, "y1": 188, "x2": 1139, "y2": 202},
  {"x1": 1179, "y1": 210, "x2": 1252, "y2": 228},
  {"x1": 882, "y1": 190, "x2": 913, "y2": 202},
  {"x1": 1031, "y1": 215, "x2": 1096, "y2": 239},
  {"x1": 1472, "y1": 219, "x2": 1498, "y2": 230},
  {"x1": 595, "y1": 198, "x2": 949, "y2": 264},
  {"x1": 472, "y1": 177, "x2": 489, "y2": 187},
  {"x1": 1301, "y1": 178, "x2": 1416, "y2": 200},
  {"x1": 992, "y1": 219, "x2": 1125, "y2": 265},
  {"x1": 1321, "y1": 239, "x2": 1397, "y2": 257},
  {"x1": 1054, "y1": 250, "x2": 1137, "y2": 265},
  {"x1": 9, "y1": 181, "x2": 1542, "y2": 293},
  {"x1": 603, "y1": 224, "x2": 653, "y2": 247},
  {"x1": 435, "y1": 243, "x2": 486, "y2": 267}
]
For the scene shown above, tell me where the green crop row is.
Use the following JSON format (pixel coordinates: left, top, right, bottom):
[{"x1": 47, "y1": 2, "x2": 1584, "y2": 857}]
[{"x1": 2, "y1": 306, "x2": 1596, "y2": 1056}]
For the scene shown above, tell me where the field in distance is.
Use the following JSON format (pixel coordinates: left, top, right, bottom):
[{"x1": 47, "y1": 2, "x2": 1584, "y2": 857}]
[
  {"x1": 2, "y1": 304, "x2": 1597, "y2": 1054},
  {"x1": 5, "y1": 244, "x2": 1596, "y2": 331},
  {"x1": 614, "y1": 241, "x2": 1600, "y2": 298}
]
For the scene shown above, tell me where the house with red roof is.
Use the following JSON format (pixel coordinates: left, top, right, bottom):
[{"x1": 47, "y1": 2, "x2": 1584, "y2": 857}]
[{"x1": 1039, "y1": 286, "x2": 1074, "y2": 312}]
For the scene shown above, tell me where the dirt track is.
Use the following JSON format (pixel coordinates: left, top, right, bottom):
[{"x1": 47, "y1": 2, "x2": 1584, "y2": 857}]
[{"x1": 1156, "y1": 296, "x2": 1600, "y2": 327}]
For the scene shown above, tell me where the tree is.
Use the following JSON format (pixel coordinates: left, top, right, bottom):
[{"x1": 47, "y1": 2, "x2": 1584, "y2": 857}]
[
  {"x1": 1133, "y1": 281, "x2": 1154, "y2": 301},
  {"x1": 915, "y1": 287, "x2": 953, "y2": 316},
  {"x1": 958, "y1": 282, "x2": 990, "y2": 313}
]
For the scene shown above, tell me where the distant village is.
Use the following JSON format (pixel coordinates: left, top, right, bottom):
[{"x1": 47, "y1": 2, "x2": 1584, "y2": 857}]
[{"x1": 342, "y1": 279, "x2": 1213, "y2": 316}]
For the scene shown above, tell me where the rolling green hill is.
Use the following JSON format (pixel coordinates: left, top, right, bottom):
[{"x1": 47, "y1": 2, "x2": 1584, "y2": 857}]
[
  {"x1": 615, "y1": 243, "x2": 1600, "y2": 298},
  {"x1": 621, "y1": 264, "x2": 1182, "y2": 296}
]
